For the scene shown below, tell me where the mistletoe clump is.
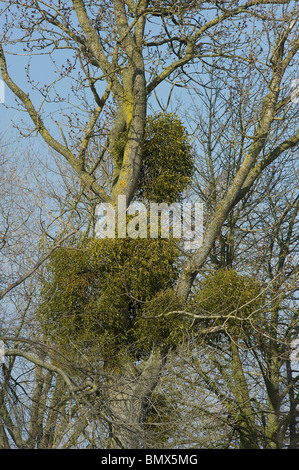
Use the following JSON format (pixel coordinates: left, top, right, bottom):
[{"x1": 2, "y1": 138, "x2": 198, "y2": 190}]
[
  {"x1": 39, "y1": 113, "x2": 194, "y2": 368},
  {"x1": 190, "y1": 268, "x2": 264, "y2": 338},
  {"x1": 39, "y1": 236, "x2": 187, "y2": 367},
  {"x1": 137, "y1": 113, "x2": 194, "y2": 202}
]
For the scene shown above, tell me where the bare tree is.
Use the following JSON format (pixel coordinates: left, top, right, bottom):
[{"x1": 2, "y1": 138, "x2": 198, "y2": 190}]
[
  {"x1": 0, "y1": 1, "x2": 298, "y2": 448},
  {"x1": 144, "y1": 75, "x2": 299, "y2": 448}
]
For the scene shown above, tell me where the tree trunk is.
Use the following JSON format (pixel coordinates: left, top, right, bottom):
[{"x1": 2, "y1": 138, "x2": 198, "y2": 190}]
[{"x1": 107, "y1": 349, "x2": 165, "y2": 449}]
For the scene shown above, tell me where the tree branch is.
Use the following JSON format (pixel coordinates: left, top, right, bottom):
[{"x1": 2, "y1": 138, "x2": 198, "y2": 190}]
[
  {"x1": 0, "y1": 230, "x2": 77, "y2": 301},
  {"x1": 0, "y1": 44, "x2": 109, "y2": 202}
]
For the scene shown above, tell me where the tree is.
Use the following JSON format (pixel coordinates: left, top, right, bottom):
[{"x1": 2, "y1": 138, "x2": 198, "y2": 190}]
[
  {"x1": 183, "y1": 64, "x2": 299, "y2": 448},
  {"x1": 183, "y1": 189, "x2": 299, "y2": 449},
  {"x1": 140, "y1": 70, "x2": 299, "y2": 448},
  {"x1": 0, "y1": 0, "x2": 299, "y2": 449}
]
